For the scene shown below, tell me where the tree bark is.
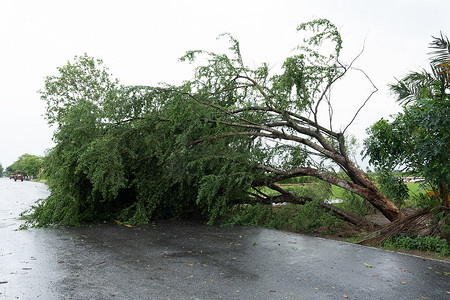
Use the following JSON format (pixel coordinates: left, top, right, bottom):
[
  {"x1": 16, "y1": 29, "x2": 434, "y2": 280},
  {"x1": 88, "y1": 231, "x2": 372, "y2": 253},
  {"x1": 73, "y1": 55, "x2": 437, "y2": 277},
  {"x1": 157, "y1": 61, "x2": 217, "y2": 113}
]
[{"x1": 344, "y1": 163, "x2": 401, "y2": 221}]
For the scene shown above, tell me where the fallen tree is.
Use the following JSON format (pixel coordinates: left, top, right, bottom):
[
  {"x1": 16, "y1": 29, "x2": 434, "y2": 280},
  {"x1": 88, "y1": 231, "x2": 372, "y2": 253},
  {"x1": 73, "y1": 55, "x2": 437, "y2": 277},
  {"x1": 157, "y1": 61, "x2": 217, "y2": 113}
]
[{"x1": 33, "y1": 20, "x2": 401, "y2": 228}]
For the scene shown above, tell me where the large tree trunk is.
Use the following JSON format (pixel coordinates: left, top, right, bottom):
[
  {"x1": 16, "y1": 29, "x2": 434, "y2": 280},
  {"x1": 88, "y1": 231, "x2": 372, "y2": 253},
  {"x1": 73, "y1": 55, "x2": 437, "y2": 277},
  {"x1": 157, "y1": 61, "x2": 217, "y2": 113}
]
[
  {"x1": 315, "y1": 164, "x2": 401, "y2": 222},
  {"x1": 345, "y1": 163, "x2": 401, "y2": 221}
]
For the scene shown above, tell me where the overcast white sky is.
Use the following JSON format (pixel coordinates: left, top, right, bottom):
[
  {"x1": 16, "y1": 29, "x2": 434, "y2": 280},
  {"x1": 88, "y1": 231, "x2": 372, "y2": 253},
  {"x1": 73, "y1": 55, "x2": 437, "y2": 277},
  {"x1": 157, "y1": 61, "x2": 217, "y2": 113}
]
[{"x1": 0, "y1": 0, "x2": 448, "y2": 169}]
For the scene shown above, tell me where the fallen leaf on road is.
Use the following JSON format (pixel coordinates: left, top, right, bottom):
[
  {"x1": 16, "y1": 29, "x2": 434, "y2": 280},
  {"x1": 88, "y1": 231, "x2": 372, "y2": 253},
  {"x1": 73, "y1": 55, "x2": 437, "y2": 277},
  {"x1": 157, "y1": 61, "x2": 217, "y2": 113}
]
[{"x1": 364, "y1": 263, "x2": 373, "y2": 268}]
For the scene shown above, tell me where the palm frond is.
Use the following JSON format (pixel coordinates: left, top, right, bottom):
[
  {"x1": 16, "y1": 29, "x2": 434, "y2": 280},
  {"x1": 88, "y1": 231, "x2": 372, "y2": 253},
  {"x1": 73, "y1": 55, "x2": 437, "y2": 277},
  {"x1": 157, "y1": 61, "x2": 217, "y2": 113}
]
[
  {"x1": 429, "y1": 32, "x2": 450, "y2": 68},
  {"x1": 389, "y1": 69, "x2": 434, "y2": 105}
]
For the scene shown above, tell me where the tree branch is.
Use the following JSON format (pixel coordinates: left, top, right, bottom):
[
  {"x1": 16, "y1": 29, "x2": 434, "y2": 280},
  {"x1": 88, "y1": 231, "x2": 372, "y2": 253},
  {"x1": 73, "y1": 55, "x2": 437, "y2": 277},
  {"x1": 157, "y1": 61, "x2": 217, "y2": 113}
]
[{"x1": 343, "y1": 67, "x2": 378, "y2": 133}]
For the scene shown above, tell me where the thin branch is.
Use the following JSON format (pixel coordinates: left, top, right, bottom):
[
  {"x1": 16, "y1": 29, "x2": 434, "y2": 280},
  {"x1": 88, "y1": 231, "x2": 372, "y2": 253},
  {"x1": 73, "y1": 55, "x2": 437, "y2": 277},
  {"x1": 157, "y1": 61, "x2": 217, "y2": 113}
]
[
  {"x1": 229, "y1": 106, "x2": 340, "y2": 138},
  {"x1": 326, "y1": 92, "x2": 333, "y2": 131},
  {"x1": 343, "y1": 67, "x2": 378, "y2": 133},
  {"x1": 187, "y1": 131, "x2": 277, "y2": 147}
]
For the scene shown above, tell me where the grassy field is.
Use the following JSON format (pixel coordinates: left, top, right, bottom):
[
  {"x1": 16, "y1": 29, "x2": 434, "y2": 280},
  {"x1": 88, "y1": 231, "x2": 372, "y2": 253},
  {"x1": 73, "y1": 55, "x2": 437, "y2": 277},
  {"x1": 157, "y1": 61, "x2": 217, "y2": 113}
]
[{"x1": 405, "y1": 182, "x2": 427, "y2": 196}]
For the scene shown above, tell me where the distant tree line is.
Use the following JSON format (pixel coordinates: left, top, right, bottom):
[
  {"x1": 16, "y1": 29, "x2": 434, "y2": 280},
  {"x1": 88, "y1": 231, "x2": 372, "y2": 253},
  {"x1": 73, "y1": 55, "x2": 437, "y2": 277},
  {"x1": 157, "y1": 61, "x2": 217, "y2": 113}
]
[{"x1": 5, "y1": 154, "x2": 43, "y2": 178}]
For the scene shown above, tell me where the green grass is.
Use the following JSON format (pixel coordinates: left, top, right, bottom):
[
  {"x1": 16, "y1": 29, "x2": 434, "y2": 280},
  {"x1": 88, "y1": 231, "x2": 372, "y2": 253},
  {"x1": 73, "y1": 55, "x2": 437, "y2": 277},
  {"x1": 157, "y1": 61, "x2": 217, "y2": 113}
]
[{"x1": 405, "y1": 182, "x2": 427, "y2": 197}]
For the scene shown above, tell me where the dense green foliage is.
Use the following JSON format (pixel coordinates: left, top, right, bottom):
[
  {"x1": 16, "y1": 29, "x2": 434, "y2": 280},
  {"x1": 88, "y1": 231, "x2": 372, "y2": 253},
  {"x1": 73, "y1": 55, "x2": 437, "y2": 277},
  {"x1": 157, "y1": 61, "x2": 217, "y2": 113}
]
[
  {"x1": 365, "y1": 33, "x2": 450, "y2": 207},
  {"x1": 0, "y1": 163, "x2": 3, "y2": 177},
  {"x1": 6, "y1": 154, "x2": 43, "y2": 178},
  {"x1": 29, "y1": 54, "x2": 255, "y2": 226}
]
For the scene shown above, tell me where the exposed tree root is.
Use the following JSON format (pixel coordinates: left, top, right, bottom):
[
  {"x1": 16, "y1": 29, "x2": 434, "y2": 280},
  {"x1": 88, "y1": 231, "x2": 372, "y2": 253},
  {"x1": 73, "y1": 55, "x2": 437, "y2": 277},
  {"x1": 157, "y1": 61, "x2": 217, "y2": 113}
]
[{"x1": 357, "y1": 206, "x2": 449, "y2": 246}]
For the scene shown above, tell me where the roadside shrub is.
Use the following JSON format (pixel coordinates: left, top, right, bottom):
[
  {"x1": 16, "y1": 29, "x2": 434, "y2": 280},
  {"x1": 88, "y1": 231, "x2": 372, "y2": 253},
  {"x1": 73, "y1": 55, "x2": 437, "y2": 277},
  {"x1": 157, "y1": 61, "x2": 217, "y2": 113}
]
[{"x1": 383, "y1": 235, "x2": 449, "y2": 256}]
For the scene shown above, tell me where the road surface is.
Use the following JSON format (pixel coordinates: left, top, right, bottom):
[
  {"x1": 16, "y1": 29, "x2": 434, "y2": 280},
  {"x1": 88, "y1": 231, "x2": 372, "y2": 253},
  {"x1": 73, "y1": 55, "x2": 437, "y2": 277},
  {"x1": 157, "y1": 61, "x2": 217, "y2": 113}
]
[{"x1": 0, "y1": 178, "x2": 449, "y2": 299}]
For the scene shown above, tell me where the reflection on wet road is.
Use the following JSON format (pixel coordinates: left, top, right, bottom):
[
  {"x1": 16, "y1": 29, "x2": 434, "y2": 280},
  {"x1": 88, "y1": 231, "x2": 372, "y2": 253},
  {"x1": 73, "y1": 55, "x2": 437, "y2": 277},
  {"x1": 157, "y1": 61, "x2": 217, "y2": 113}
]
[{"x1": 0, "y1": 178, "x2": 449, "y2": 299}]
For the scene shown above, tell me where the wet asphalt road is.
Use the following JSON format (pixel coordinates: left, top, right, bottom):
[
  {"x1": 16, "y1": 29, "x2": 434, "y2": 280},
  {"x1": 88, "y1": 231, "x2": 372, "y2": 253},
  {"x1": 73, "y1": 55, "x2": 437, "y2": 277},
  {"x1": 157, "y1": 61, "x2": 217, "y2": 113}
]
[{"x1": 0, "y1": 178, "x2": 449, "y2": 300}]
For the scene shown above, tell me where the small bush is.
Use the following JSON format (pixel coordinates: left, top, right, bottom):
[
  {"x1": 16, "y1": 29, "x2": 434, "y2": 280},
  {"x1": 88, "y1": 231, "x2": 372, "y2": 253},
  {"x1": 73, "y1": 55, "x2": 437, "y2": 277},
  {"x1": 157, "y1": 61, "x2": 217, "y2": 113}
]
[{"x1": 383, "y1": 235, "x2": 449, "y2": 256}]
